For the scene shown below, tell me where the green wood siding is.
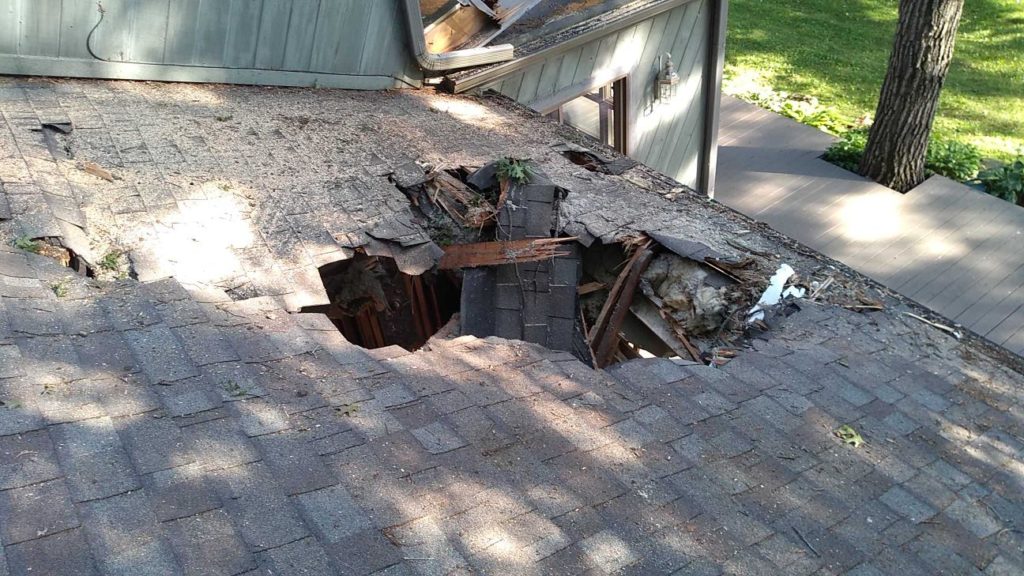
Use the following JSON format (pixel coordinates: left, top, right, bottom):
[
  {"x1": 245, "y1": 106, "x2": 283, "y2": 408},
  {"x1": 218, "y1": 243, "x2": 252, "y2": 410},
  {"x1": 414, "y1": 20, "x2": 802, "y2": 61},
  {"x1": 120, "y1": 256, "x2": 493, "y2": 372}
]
[
  {"x1": 483, "y1": 0, "x2": 709, "y2": 190},
  {"x1": 0, "y1": 0, "x2": 421, "y2": 90}
]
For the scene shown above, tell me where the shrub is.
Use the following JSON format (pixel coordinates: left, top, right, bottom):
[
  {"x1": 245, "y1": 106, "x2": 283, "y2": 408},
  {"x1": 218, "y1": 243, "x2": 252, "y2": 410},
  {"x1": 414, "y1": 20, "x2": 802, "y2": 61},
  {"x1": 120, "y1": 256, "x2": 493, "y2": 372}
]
[
  {"x1": 13, "y1": 237, "x2": 40, "y2": 253},
  {"x1": 99, "y1": 250, "x2": 121, "y2": 271},
  {"x1": 823, "y1": 127, "x2": 869, "y2": 172},
  {"x1": 926, "y1": 139, "x2": 982, "y2": 181},
  {"x1": 495, "y1": 157, "x2": 534, "y2": 184},
  {"x1": 978, "y1": 157, "x2": 1024, "y2": 205},
  {"x1": 824, "y1": 130, "x2": 982, "y2": 184},
  {"x1": 779, "y1": 100, "x2": 847, "y2": 135},
  {"x1": 734, "y1": 86, "x2": 849, "y2": 135}
]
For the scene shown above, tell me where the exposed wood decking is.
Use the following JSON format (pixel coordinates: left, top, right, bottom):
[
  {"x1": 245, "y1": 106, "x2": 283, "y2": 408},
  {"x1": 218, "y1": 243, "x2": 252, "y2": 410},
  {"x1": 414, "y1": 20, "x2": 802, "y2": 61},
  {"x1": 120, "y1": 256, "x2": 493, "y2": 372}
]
[{"x1": 715, "y1": 95, "x2": 1024, "y2": 356}]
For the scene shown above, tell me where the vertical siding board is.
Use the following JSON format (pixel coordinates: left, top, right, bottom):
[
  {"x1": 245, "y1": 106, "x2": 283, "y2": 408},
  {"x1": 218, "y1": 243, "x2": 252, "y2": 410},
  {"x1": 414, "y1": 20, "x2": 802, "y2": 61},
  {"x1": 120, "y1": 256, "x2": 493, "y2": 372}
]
[
  {"x1": 282, "y1": 0, "x2": 320, "y2": 70},
  {"x1": 306, "y1": 0, "x2": 337, "y2": 70},
  {"x1": 86, "y1": 0, "x2": 127, "y2": 61},
  {"x1": 630, "y1": 13, "x2": 674, "y2": 156},
  {"x1": 358, "y1": 0, "x2": 405, "y2": 76},
  {"x1": 505, "y1": 73, "x2": 524, "y2": 100},
  {"x1": 652, "y1": 2, "x2": 708, "y2": 182},
  {"x1": 631, "y1": 5, "x2": 689, "y2": 157},
  {"x1": 654, "y1": 70, "x2": 704, "y2": 179},
  {"x1": 516, "y1": 66, "x2": 545, "y2": 103},
  {"x1": 569, "y1": 34, "x2": 605, "y2": 87},
  {"x1": 224, "y1": 0, "x2": 263, "y2": 68},
  {"x1": 193, "y1": 0, "x2": 232, "y2": 66},
  {"x1": 611, "y1": 19, "x2": 649, "y2": 154},
  {"x1": 553, "y1": 46, "x2": 585, "y2": 93},
  {"x1": 500, "y1": 73, "x2": 525, "y2": 101},
  {"x1": 0, "y1": 0, "x2": 19, "y2": 55},
  {"x1": 20, "y1": 0, "x2": 62, "y2": 58},
  {"x1": 335, "y1": 1, "x2": 372, "y2": 74},
  {"x1": 255, "y1": 0, "x2": 293, "y2": 70},
  {"x1": 634, "y1": 3, "x2": 692, "y2": 157},
  {"x1": 635, "y1": 4, "x2": 698, "y2": 159},
  {"x1": 165, "y1": 0, "x2": 202, "y2": 64},
  {"x1": 310, "y1": 0, "x2": 372, "y2": 73},
  {"x1": 534, "y1": 54, "x2": 566, "y2": 101},
  {"x1": 59, "y1": 0, "x2": 97, "y2": 59},
  {"x1": 609, "y1": 17, "x2": 647, "y2": 73},
  {"x1": 587, "y1": 31, "x2": 620, "y2": 82},
  {"x1": 655, "y1": 1, "x2": 708, "y2": 165},
  {"x1": 128, "y1": 0, "x2": 172, "y2": 63}
]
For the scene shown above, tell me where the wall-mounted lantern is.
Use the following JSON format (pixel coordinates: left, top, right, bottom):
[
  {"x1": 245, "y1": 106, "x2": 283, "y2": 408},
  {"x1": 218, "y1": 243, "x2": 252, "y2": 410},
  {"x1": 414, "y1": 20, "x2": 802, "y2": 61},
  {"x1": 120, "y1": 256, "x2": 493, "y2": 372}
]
[{"x1": 657, "y1": 53, "x2": 680, "y2": 102}]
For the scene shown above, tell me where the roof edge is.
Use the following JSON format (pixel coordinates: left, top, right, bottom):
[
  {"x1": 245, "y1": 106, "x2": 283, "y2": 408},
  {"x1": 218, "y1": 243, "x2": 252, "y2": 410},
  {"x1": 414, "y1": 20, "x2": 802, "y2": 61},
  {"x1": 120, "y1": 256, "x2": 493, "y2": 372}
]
[{"x1": 443, "y1": 0, "x2": 694, "y2": 93}]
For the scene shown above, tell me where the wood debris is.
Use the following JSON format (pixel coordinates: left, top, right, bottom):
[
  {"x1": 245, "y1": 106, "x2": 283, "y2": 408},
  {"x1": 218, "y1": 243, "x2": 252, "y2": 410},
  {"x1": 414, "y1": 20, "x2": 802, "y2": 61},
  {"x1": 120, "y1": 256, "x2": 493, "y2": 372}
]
[
  {"x1": 427, "y1": 170, "x2": 497, "y2": 229},
  {"x1": 589, "y1": 238, "x2": 656, "y2": 368},
  {"x1": 656, "y1": 307, "x2": 702, "y2": 362},
  {"x1": 903, "y1": 312, "x2": 962, "y2": 340},
  {"x1": 438, "y1": 237, "x2": 577, "y2": 270},
  {"x1": 79, "y1": 161, "x2": 116, "y2": 182},
  {"x1": 577, "y1": 281, "x2": 605, "y2": 295}
]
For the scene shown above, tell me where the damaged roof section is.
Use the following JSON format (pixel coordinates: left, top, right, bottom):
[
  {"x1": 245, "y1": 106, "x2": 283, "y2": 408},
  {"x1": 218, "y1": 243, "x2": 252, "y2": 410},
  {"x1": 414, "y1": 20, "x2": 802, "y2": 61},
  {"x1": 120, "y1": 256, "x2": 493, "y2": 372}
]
[
  {"x1": 391, "y1": 158, "x2": 792, "y2": 370},
  {"x1": 3, "y1": 78, "x2": 1024, "y2": 576},
  {"x1": 0, "y1": 79, "x2": 934, "y2": 367}
]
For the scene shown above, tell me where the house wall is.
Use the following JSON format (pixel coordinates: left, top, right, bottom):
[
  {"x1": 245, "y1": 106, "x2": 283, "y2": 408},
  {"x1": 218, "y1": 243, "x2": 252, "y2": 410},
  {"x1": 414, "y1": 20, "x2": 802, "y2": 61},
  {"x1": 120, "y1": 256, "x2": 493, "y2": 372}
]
[
  {"x1": 0, "y1": 0, "x2": 421, "y2": 89},
  {"x1": 482, "y1": 0, "x2": 709, "y2": 190}
]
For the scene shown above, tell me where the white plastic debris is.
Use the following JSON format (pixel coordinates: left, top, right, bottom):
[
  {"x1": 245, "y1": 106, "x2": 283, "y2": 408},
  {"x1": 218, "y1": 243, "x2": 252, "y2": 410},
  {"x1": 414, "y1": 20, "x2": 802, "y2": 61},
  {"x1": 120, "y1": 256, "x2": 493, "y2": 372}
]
[{"x1": 747, "y1": 263, "x2": 805, "y2": 324}]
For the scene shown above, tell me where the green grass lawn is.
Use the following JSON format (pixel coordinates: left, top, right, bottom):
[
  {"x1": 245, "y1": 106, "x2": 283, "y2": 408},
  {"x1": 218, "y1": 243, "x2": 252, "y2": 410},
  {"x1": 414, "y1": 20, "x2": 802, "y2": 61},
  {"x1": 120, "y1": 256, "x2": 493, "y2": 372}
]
[{"x1": 724, "y1": 0, "x2": 1024, "y2": 161}]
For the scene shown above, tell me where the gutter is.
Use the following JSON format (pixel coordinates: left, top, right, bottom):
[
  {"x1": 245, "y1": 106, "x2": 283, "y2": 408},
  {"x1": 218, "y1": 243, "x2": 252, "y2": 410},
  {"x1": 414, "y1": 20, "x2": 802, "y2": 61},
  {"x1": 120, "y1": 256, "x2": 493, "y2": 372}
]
[{"x1": 403, "y1": 0, "x2": 515, "y2": 72}]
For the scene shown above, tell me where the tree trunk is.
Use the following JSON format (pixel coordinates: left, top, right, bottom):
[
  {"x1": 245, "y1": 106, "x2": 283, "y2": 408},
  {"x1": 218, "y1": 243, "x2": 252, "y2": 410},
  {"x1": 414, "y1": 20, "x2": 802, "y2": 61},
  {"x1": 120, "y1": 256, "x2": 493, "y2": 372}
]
[{"x1": 859, "y1": 0, "x2": 965, "y2": 192}]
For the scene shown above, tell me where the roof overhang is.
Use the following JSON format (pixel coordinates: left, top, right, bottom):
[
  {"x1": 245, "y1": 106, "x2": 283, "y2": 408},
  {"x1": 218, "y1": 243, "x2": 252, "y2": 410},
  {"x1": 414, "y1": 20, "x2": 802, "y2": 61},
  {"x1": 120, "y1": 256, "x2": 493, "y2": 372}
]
[{"x1": 442, "y1": 0, "x2": 693, "y2": 93}]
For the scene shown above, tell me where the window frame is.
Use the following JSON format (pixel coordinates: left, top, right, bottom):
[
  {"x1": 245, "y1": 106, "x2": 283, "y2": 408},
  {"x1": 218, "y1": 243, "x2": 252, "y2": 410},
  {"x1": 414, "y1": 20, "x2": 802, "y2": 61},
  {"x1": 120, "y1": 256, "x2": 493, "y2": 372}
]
[{"x1": 538, "y1": 75, "x2": 630, "y2": 155}]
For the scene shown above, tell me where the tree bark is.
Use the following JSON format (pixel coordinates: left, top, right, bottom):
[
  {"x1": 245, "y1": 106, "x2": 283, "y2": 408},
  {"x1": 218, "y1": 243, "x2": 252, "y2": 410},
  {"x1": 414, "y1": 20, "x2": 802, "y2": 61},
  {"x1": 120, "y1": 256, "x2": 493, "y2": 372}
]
[{"x1": 859, "y1": 0, "x2": 965, "y2": 192}]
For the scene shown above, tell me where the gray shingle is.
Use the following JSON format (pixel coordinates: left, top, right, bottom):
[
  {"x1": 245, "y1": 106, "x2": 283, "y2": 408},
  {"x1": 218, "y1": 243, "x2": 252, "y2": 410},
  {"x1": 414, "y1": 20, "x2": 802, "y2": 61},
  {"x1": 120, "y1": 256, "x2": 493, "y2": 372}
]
[
  {"x1": 144, "y1": 464, "x2": 221, "y2": 523},
  {"x1": 880, "y1": 486, "x2": 938, "y2": 523},
  {"x1": 257, "y1": 536, "x2": 336, "y2": 576},
  {"x1": 165, "y1": 509, "x2": 256, "y2": 576},
  {"x1": 210, "y1": 462, "x2": 310, "y2": 551},
  {"x1": 0, "y1": 429, "x2": 61, "y2": 491},
  {"x1": 124, "y1": 326, "x2": 199, "y2": 384},
  {"x1": 411, "y1": 421, "x2": 467, "y2": 454},
  {"x1": 114, "y1": 412, "x2": 193, "y2": 475},
  {"x1": 295, "y1": 483, "x2": 371, "y2": 543},
  {"x1": 4, "y1": 528, "x2": 98, "y2": 576},
  {"x1": 944, "y1": 497, "x2": 1003, "y2": 539},
  {"x1": 0, "y1": 344, "x2": 24, "y2": 378},
  {"x1": 79, "y1": 490, "x2": 181, "y2": 576},
  {"x1": 0, "y1": 478, "x2": 80, "y2": 545}
]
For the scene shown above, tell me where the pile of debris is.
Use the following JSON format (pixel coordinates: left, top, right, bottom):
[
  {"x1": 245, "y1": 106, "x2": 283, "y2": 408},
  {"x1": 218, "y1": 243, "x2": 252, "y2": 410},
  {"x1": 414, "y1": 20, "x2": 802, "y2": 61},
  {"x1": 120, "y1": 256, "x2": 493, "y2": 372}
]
[{"x1": 307, "y1": 156, "x2": 808, "y2": 366}]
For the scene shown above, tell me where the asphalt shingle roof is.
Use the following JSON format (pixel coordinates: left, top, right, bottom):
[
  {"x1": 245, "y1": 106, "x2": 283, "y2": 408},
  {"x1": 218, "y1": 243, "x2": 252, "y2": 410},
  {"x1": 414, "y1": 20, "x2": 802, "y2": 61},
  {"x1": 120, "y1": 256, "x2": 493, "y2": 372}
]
[{"x1": 0, "y1": 78, "x2": 1022, "y2": 575}]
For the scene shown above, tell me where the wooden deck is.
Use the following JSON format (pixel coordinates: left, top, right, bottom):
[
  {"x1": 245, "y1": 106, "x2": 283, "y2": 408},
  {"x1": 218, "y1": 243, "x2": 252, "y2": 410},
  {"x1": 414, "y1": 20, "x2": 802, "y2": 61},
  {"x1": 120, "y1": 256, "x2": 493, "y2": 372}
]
[{"x1": 714, "y1": 95, "x2": 1024, "y2": 357}]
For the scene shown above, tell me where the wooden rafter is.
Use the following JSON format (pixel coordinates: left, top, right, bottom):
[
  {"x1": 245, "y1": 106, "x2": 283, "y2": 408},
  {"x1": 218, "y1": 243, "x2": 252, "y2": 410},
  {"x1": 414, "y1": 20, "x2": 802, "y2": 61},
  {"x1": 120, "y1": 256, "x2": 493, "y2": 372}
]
[
  {"x1": 438, "y1": 237, "x2": 578, "y2": 270},
  {"x1": 589, "y1": 238, "x2": 655, "y2": 368}
]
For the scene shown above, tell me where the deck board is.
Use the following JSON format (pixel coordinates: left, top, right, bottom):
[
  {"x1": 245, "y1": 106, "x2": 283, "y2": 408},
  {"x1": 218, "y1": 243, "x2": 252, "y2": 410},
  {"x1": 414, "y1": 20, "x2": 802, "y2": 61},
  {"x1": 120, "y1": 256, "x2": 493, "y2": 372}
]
[{"x1": 714, "y1": 95, "x2": 1024, "y2": 357}]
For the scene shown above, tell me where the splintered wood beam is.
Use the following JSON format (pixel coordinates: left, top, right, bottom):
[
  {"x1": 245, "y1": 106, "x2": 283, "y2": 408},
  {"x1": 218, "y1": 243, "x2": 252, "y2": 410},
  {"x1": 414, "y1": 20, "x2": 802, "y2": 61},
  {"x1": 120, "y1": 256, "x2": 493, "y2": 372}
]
[
  {"x1": 657, "y1": 308, "x2": 703, "y2": 362},
  {"x1": 438, "y1": 237, "x2": 578, "y2": 269},
  {"x1": 590, "y1": 239, "x2": 655, "y2": 368},
  {"x1": 429, "y1": 171, "x2": 497, "y2": 228},
  {"x1": 577, "y1": 281, "x2": 606, "y2": 295}
]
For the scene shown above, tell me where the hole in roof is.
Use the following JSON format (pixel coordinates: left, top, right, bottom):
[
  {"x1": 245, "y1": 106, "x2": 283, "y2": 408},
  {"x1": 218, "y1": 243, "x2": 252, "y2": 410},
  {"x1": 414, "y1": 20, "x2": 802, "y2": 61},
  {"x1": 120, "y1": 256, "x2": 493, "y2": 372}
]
[
  {"x1": 300, "y1": 252, "x2": 461, "y2": 352},
  {"x1": 20, "y1": 237, "x2": 96, "y2": 278}
]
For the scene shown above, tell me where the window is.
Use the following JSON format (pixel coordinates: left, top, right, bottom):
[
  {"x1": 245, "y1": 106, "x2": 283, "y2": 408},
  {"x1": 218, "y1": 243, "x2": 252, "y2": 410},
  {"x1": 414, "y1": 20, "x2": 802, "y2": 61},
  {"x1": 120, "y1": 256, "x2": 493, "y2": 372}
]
[{"x1": 547, "y1": 78, "x2": 627, "y2": 154}]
